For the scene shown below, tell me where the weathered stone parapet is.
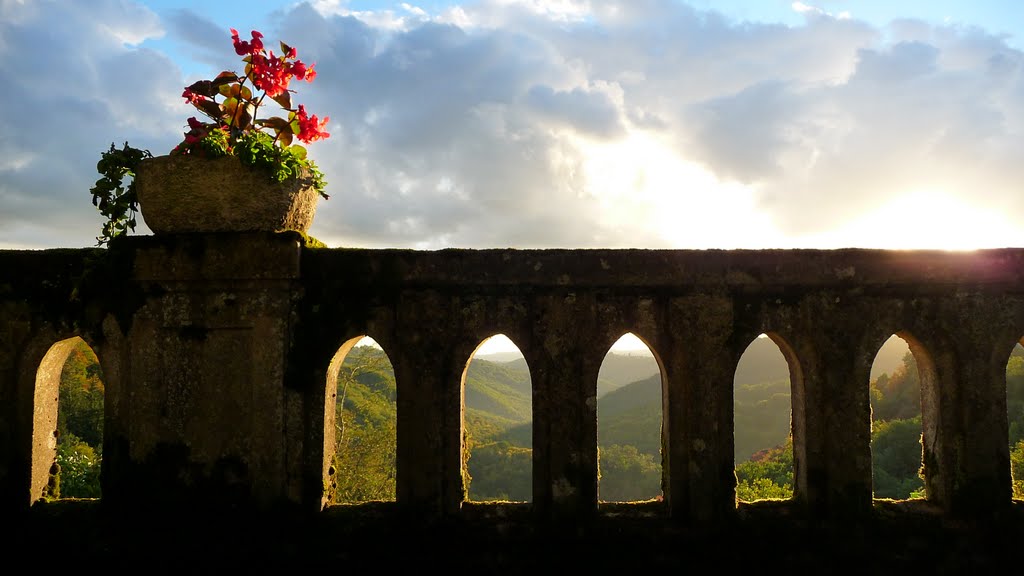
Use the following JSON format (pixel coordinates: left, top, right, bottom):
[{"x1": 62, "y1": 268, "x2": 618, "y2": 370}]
[{"x1": 3, "y1": 243, "x2": 1024, "y2": 534}]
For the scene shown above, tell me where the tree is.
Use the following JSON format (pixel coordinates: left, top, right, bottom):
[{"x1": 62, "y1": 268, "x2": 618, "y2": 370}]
[
  {"x1": 55, "y1": 432, "x2": 102, "y2": 498},
  {"x1": 870, "y1": 351, "x2": 921, "y2": 422},
  {"x1": 598, "y1": 444, "x2": 661, "y2": 502},
  {"x1": 464, "y1": 441, "x2": 532, "y2": 502},
  {"x1": 735, "y1": 437, "x2": 793, "y2": 501},
  {"x1": 1007, "y1": 356, "x2": 1024, "y2": 446},
  {"x1": 871, "y1": 416, "x2": 924, "y2": 499},
  {"x1": 332, "y1": 420, "x2": 396, "y2": 502},
  {"x1": 56, "y1": 339, "x2": 105, "y2": 498},
  {"x1": 1011, "y1": 439, "x2": 1024, "y2": 500},
  {"x1": 331, "y1": 345, "x2": 397, "y2": 503}
]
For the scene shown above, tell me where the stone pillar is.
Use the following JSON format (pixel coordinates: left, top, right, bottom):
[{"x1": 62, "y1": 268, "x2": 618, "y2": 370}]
[
  {"x1": 530, "y1": 291, "x2": 601, "y2": 521},
  {"x1": 937, "y1": 298, "x2": 1013, "y2": 515},
  {"x1": 391, "y1": 289, "x2": 465, "y2": 518},
  {"x1": 103, "y1": 233, "x2": 310, "y2": 513},
  {"x1": 792, "y1": 296, "x2": 873, "y2": 520},
  {"x1": 664, "y1": 294, "x2": 738, "y2": 525}
]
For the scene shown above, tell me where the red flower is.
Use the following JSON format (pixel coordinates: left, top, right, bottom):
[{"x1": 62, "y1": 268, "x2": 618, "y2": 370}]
[
  {"x1": 249, "y1": 51, "x2": 292, "y2": 97},
  {"x1": 289, "y1": 60, "x2": 316, "y2": 82},
  {"x1": 176, "y1": 117, "x2": 209, "y2": 153},
  {"x1": 295, "y1": 104, "x2": 330, "y2": 144},
  {"x1": 176, "y1": 29, "x2": 330, "y2": 158},
  {"x1": 230, "y1": 28, "x2": 264, "y2": 56},
  {"x1": 181, "y1": 88, "x2": 205, "y2": 104}
]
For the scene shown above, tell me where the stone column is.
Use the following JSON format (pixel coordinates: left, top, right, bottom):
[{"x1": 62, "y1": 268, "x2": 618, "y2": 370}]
[
  {"x1": 103, "y1": 233, "x2": 309, "y2": 513},
  {"x1": 791, "y1": 295, "x2": 873, "y2": 520},
  {"x1": 936, "y1": 296, "x2": 1014, "y2": 515},
  {"x1": 390, "y1": 289, "x2": 465, "y2": 518},
  {"x1": 530, "y1": 291, "x2": 602, "y2": 521},
  {"x1": 664, "y1": 294, "x2": 739, "y2": 525}
]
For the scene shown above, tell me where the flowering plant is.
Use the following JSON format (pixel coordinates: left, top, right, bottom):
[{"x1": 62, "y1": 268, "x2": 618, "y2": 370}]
[{"x1": 91, "y1": 28, "x2": 331, "y2": 246}]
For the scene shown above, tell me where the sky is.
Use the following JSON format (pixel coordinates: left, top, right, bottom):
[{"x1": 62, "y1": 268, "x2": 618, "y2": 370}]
[
  {"x1": 3, "y1": 0, "x2": 1021, "y2": 354},
  {"x1": 1, "y1": 0, "x2": 1022, "y2": 254}
]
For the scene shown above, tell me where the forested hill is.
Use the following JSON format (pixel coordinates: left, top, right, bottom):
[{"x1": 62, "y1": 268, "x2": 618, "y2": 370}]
[
  {"x1": 463, "y1": 359, "x2": 531, "y2": 422},
  {"x1": 735, "y1": 335, "x2": 908, "y2": 386},
  {"x1": 497, "y1": 353, "x2": 659, "y2": 397},
  {"x1": 491, "y1": 335, "x2": 908, "y2": 397}
]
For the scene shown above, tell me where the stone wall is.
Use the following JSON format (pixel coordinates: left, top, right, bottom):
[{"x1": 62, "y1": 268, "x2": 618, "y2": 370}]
[{"x1": 2, "y1": 234, "x2": 1024, "y2": 569}]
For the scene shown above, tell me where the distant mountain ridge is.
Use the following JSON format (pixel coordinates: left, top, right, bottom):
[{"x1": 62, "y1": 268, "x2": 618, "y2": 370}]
[
  {"x1": 495, "y1": 353, "x2": 659, "y2": 397},
  {"x1": 481, "y1": 335, "x2": 908, "y2": 397},
  {"x1": 336, "y1": 338, "x2": 923, "y2": 501},
  {"x1": 342, "y1": 336, "x2": 911, "y2": 455}
]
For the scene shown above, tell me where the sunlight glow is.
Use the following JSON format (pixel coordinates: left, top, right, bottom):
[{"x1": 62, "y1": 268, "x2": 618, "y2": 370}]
[
  {"x1": 609, "y1": 333, "x2": 651, "y2": 354},
  {"x1": 802, "y1": 191, "x2": 1022, "y2": 250},
  {"x1": 576, "y1": 131, "x2": 786, "y2": 249},
  {"x1": 473, "y1": 334, "x2": 521, "y2": 356},
  {"x1": 473, "y1": 332, "x2": 652, "y2": 356}
]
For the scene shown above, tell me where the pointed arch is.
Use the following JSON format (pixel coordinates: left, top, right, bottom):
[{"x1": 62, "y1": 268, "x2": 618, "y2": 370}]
[
  {"x1": 734, "y1": 333, "x2": 795, "y2": 503},
  {"x1": 326, "y1": 335, "x2": 397, "y2": 504},
  {"x1": 461, "y1": 333, "x2": 533, "y2": 503},
  {"x1": 34, "y1": 336, "x2": 105, "y2": 502},
  {"x1": 868, "y1": 332, "x2": 929, "y2": 500},
  {"x1": 597, "y1": 332, "x2": 664, "y2": 503}
]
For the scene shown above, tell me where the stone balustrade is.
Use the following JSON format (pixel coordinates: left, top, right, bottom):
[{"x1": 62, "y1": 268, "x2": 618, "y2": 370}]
[{"x1": 3, "y1": 233, "x2": 1023, "y2": 569}]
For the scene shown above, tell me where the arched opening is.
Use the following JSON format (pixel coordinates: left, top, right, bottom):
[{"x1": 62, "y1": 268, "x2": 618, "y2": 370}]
[
  {"x1": 597, "y1": 332, "x2": 663, "y2": 503},
  {"x1": 34, "y1": 336, "x2": 105, "y2": 502},
  {"x1": 327, "y1": 335, "x2": 397, "y2": 504},
  {"x1": 734, "y1": 333, "x2": 793, "y2": 503},
  {"x1": 869, "y1": 334, "x2": 925, "y2": 500},
  {"x1": 1006, "y1": 340, "x2": 1024, "y2": 500},
  {"x1": 462, "y1": 334, "x2": 533, "y2": 503}
]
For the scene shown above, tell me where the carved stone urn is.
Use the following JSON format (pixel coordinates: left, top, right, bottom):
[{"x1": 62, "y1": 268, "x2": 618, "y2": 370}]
[{"x1": 134, "y1": 154, "x2": 319, "y2": 235}]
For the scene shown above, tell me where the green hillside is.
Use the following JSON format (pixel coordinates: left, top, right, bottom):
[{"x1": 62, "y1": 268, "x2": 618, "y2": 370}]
[
  {"x1": 56, "y1": 335, "x2": 998, "y2": 505},
  {"x1": 463, "y1": 358, "x2": 532, "y2": 433},
  {"x1": 330, "y1": 337, "x2": 943, "y2": 503},
  {"x1": 503, "y1": 352, "x2": 660, "y2": 397},
  {"x1": 597, "y1": 374, "x2": 661, "y2": 457}
]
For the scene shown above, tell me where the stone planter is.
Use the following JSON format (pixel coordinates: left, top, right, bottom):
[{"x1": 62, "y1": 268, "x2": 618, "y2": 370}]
[{"x1": 134, "y1": 154, "x2": 319, "y2": 235}]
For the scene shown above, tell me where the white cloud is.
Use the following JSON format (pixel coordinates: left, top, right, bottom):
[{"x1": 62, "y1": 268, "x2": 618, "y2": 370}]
[
  {"x1": 791, "y1": 2, "x2": 821, "y2": 16},
  {"x1": 1, "y1": 0, "x2": 1022, "y2": 250},
  {"x1": 0, "y1": 0, "x2": 183, "y2": 246}
]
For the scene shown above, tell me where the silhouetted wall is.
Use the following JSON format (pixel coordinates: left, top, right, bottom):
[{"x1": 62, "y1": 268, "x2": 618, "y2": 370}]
[{"x1": 2, "y1": 234, "x2": 1023, "y2": 570}]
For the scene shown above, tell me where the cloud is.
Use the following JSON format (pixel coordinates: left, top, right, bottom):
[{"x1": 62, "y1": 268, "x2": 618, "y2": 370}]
[
  {"x1": 525, "y1": 84, "x2": 625, "y2": 138},
  {"x1": 1, "y1": 0, "x2": 1021, "y2": 250},
  {"x1": 163, "y1": 8, "x2": 236, "y2": 70},
  {"x1": 0, "y1": 0, "x2": 183, "y2": 247}
]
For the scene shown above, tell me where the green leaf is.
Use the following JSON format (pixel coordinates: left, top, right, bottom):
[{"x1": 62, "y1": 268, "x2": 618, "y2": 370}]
[{"x1": 89, "y1": 141, "x2": 151, "y2": 246}]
